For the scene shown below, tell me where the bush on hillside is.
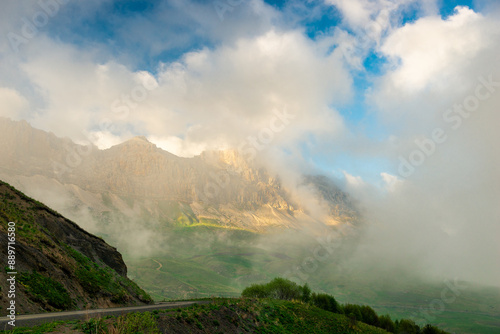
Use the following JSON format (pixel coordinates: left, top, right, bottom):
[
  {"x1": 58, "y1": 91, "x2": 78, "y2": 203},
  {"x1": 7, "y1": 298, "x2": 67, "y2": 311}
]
[
  {"x1": 378, "y1": 314, "x2": 396, "y2": 333},
  {"x1": 360, "y1": 305, "x2": 379, "y2": 327},
  {"x1": 421, "y1": 324, "x2": 449, "y2": 334},
  {"x1": 310, "y1": 292, "x2": 342, "y2": 314},
  {"x1": 395, "y1": 319, "x2": 420, "y2": 334},
  {"x1": 241, "y1": 283, "x2": 269, "y2": 298},
  {"x1": 242, "y1": 277, "x2": 304, "y2": 301},
  {"x1": 301, "y1": 283, "x2": 311, "y2": 302},
  {"x1": 266, "y1": 277, "x2": 303, "y2": 300},
  {"x1": 343, "y1": 304, "x2": 363, "y2": 322}
]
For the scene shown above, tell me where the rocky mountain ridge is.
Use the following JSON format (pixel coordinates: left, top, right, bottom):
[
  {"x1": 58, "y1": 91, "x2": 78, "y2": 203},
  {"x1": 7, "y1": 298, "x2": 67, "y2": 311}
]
[{"x1": 0, "y1": 117, "x2": 358, "y2": 253}]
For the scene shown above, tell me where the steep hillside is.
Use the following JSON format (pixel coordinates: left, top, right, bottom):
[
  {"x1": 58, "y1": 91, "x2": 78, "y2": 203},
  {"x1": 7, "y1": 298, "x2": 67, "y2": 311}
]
[{"x1": 0, "y1": 181, "x2": 152, "y2": 315}]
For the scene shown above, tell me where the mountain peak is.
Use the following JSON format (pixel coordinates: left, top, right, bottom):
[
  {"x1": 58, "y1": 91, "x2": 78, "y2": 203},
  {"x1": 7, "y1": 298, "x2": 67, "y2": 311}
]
[
  {"x1": 130, "y1": 135, "x2": 150, "y2": 143},
  {"x1": 118, "y1": 135, "x2": 157, "y2": 148}
]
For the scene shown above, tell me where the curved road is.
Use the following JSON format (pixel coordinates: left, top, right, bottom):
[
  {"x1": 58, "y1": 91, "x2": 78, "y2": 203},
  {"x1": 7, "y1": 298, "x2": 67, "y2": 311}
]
[{"x1": 0, "y1": 301, "x2": 209, "y2": 330}]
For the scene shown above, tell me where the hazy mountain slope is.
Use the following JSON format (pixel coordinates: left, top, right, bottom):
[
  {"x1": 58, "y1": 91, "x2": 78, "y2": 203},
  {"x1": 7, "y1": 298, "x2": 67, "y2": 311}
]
[
  {"x1": 0, "y1": 117, "x2": 357, "y2": 239},
  {"x1": 0, "y1": 181, "x2": 152, "y2": 315}
]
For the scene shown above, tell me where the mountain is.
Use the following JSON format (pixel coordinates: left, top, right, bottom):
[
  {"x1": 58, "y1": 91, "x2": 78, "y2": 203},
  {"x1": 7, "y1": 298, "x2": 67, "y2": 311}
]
[
  {"x1": 0, "y1": 117, "x2": 357, "y2": 243},
  {"x1": 0, "y1": 180, "x2": 152, "y2": 315}
]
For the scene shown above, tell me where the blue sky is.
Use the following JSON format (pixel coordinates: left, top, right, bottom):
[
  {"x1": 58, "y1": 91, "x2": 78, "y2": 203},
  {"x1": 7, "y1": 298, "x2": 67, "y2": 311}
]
[{"x1": 42, "y1": 0, "x2": 479, "y2": 71}]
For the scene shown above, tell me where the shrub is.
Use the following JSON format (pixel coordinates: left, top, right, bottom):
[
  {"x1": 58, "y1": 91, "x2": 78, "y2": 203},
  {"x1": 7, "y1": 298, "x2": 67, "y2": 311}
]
[
  {"x1": 300, "y1": 283, "x2": 311, "y2": 302},
  {"x1": 360, "y1": 305, "x2": 379, "y2": 327},
  {"x1": 266, "y1": 278, "x2": 302, "y2": 300},
  {"x1": 379, "y1": 314, "x2": 396, "y2": 333},
  {"x1": 115, "y1": 312, "x2": 160, "y2": 334},
  {"x1": 343, "y1": 304, "x2": 363, "y2": 322},
  {"x1": 422, "y1": 324, "x2": 448, "y2": 334},
  {"x1": 396, "y1": 319, "x2": 421, "y2": 334},
  {"x1": 310, "y1": 293, "x2": 342, "y2": 314},
  {"x1": 241, "y1": 283, "x2": 269, "y2": 298},
  {"x1": 241, "y1": 277, "x2": 304, "y2": 301},
  {"x1": 80, "y1": 318, "x2": 106, "y2": 334}
]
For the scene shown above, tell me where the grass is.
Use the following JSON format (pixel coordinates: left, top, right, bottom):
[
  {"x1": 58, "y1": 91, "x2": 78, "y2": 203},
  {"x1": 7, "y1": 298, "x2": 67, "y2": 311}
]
[
  {"x1": 0, "y1": 320, "x2": 80, "y2": 334},
  {"x1": 107, "y1": 312, "x2": 160, "y2": 334},
  {"x1": 126, "y1": 257, "x2": 241, "y2": 300},
  {"x1": 0, "y1": 192, "x2": 39, "y2": 242},
  {"x1": 17, "y1": 271, "x2": 73, "y2": 310}
]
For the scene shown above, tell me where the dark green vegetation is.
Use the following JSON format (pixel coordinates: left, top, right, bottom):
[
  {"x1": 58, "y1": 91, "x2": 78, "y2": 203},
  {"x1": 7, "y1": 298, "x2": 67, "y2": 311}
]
[
  {"x1": 17, "y1": 271, "x2": 73, "y2": 310},
  {"x1": 242, "y1": 277, "x2": 450, "y2": 334},
  {"x1": 0, "y1": 320, "x2": 81, "y2": 334},
  {"x1": 0, "y1": 181, "x2": 152, "y2": 315}
]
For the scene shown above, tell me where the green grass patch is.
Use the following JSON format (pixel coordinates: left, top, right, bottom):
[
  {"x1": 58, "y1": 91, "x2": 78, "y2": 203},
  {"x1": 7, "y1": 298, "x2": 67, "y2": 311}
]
[{"x1": 18, "y1": 271, "x2": 73, "y2": 310}]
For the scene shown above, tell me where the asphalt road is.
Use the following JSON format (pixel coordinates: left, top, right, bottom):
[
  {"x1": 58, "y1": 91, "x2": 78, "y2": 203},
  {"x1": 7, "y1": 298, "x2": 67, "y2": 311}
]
[{"x1": 0, "y1": 301, "x2": 209, "y2": 330}]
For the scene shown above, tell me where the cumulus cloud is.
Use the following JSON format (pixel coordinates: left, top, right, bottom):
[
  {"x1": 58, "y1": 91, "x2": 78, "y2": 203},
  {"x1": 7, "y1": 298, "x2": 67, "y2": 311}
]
[
  {"x1": 324, "y1": 0, "x2": 439, "y2": 68},
  {"x1": 376, "y1": 7, "x2": 490, "y2": 99},
  {"x1": 4, "y1": 27, "x2": 351, "y2": 157}
]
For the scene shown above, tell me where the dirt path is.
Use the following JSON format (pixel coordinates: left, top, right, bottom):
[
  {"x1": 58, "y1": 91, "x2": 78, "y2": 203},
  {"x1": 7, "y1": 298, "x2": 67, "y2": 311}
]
[{"x1": 152, "y1": 259, "x2": 163, "y2": 271}]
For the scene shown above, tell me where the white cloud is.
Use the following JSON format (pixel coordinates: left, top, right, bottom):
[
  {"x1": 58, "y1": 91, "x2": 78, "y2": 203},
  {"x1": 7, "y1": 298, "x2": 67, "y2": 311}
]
[
  {"x1": 379, "y1": 7, "x2": 486, "y2": 94},
  {"x1": 148, "y1": 135, "x2": 209, "y2": 157},
  {"x1": 0, "y1": 87, "x2": 29, "y2": 120},
  {"x1": 343, "y1": 170, "x2": 365, "y2": 187},
  {"x1": 326, "y1": 0, "x2": 374, "y2": 27},
  {"x1": 324, "y1": 0, "x2": 441, "y2": 71},
  {"x1": 10, "y1": 28, "x2": 351, "y2": 156},
  {"x1": 87, "y1": 131, "x2": 123, "y2": 150},
  {"x1": 380, "y1": 172, "x2": 401, "y2": 192}
]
